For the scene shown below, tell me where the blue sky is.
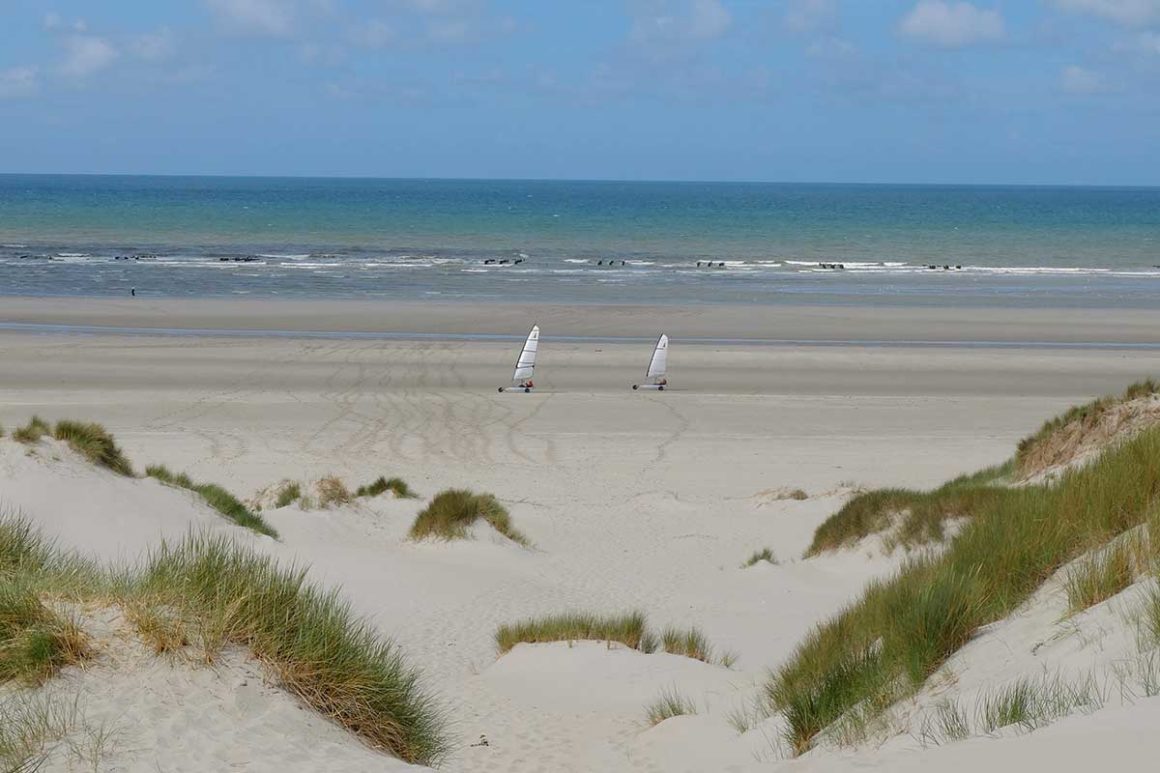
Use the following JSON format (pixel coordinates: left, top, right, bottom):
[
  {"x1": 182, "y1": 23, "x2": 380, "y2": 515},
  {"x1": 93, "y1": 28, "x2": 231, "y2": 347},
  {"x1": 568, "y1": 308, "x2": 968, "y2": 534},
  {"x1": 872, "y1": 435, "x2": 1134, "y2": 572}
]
[{"x1": 1, "y1": 0, "x2": 1159, "y2": 184}]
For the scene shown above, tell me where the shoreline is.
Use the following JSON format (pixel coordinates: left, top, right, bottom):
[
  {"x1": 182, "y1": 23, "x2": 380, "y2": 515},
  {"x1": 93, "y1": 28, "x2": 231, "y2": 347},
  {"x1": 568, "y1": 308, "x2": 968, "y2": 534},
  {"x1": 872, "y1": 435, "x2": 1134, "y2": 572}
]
[
  {"x1": 3, "y1": 320, "x2": 1160, "y2": 351},
  {"x1": 3, "y1": 296, "x2": 1160, "y2": 347}
]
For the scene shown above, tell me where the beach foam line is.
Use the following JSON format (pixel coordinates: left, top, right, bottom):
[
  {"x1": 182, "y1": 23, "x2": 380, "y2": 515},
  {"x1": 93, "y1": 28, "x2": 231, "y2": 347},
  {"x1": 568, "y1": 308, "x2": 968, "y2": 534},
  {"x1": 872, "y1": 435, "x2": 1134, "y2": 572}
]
[{"x1": 2, "y1": 321, "x2": 1159, "y2": 351}]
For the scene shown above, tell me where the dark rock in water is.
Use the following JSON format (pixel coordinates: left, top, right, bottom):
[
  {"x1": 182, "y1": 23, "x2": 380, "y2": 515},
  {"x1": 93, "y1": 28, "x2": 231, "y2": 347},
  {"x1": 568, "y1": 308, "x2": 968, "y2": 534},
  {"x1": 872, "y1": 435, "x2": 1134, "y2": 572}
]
[{"x1": 514, "y1": 259, "x2": 524, "y2": 264}]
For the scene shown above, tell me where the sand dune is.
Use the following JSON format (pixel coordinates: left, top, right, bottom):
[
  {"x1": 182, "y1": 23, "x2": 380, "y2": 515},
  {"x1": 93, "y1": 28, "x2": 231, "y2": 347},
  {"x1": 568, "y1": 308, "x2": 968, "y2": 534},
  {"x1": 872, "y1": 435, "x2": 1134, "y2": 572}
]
[{"x1": 3, "y1": 302, "x2": 1160, "y2": 771}]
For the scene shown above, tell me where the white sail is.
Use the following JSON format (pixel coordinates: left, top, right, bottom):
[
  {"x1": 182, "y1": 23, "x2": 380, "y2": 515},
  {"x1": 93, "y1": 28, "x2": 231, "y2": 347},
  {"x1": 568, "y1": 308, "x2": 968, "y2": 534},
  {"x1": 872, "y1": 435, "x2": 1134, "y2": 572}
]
[
  {"x1": 512, "y1": 325, "x2": 539, "y2": 383},
  {"x1": 646, "y1": 334, "x2": 668, "y2": 380}
]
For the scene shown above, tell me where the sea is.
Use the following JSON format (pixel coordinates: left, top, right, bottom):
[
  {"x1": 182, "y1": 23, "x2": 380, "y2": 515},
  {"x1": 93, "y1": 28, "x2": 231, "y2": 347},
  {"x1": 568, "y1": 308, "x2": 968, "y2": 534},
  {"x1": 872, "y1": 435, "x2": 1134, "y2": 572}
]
[{"x1": 2, "y1": 174, "x2": 1159, "y2": 308}]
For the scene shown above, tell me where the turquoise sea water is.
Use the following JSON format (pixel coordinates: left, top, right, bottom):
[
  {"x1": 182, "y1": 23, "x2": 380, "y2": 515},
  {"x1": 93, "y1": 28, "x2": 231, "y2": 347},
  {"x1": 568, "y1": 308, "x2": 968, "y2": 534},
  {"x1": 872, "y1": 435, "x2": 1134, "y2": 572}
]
[{"x1": 1, "y1": 175, "x2": 1158, "y2": 307}]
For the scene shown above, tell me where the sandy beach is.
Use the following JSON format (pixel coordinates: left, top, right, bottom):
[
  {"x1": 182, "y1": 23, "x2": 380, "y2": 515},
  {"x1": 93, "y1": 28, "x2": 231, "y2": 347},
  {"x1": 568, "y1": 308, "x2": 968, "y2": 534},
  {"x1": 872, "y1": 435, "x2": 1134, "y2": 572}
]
[{"x1": 3, "y1": 298, "x2": 1160, "y2": 771}]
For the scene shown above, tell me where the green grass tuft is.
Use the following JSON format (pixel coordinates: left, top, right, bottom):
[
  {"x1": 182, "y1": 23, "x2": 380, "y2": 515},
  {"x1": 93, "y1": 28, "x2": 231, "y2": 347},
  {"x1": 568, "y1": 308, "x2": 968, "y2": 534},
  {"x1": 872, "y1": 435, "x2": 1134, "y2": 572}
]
[
  {"x1": 1065, "y1": 537, "x2": 1140, "y2": 615},
  {"x1": 742, "y1": 547, "x2": 777, "y2": 567},
  {"x1": 645, "y1": 689, "x2": 697, "y2": 726},
  {"x1": 52, "y1": 420, "x2": 134, "y2": 476},
  {"x1": 660, "y1": 626, "x2": 713, "y2": 662},
  {"x1": 806, "y1": 461, "x2": 1013, "y2": 555},
  {"x1": 410, "y1": 489, "x2": 528, "y2": 546},
  {"x1": 147, "y1": 464, "x2": 278, "y2": 538},
  {"x1": 770, "y1": 424, "x2": 1160, "y2": 754},
  {"x1": 0, "y1": 582, "x2": 89, "y2": 685},
  {"x1": 274, "y1": 482, "x2": 302, "y2": 509},
  {"x1": 356, "y1": 476, "x2": 418, "y2": 499},
  {"x1": 12, "y1": 416, "x2": 51, "y2": 445},
  {"x1": 0, "y1": 516, "x2": 445, "y2": 765},
  {"x1": 134, "y1": 535, "x2": 446, "y2": 764},
  {"x1": 495, "y1": 611, "x2": 656, "y2": 654},
  {"x1": 977, "y1": 674, "x2": 1104, "y2": 734}
]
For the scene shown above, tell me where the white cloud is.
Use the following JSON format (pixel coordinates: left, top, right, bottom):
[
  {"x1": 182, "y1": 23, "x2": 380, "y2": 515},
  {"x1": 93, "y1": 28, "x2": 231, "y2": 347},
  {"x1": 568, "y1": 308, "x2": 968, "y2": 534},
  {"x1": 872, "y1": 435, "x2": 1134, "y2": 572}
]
[
  {"x1": 0, "y1": 66, "x2": 39, "y2": 98},
  {"x1": 130, "y1": 28, "x2": 176, "y2": 61},
  {"x1": 1050, "y1": 0, "x2": 1160, "y2": 28},
  {"x1": 629, "y1": 0, "x2": 732, "y2": 46},
  {"x1": 44, "y1": 12, "x2": 88, "y2": 32},
  {"x1": 899, "y1": 1, "x2": 1005, "y2": 47},
  {"x1": 1061, "y1": 64, "x2": 1107, "y2": 92},
  {"x1": 204, "y1": 0, "x2": 294, "y2": 37},
  {"x1": 58, "y1": 35, "x2": 119, "y2": 77},
  {"x1": 784, "y1": 0, "x2": 838, "y2": 34}
]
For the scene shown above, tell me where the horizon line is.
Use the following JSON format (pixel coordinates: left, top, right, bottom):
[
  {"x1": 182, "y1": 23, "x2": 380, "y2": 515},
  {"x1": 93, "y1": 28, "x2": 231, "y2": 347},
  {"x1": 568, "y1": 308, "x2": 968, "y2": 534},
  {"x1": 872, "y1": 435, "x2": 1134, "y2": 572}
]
[{"x1": 1, "y1": 172, "x2": 1158, "y2": 191}]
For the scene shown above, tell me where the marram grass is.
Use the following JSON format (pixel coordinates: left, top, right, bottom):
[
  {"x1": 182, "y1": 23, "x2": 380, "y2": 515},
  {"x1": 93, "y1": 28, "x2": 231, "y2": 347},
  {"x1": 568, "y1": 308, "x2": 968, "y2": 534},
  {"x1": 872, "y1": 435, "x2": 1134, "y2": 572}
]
[
  {"x1": 806, "y1": 462, "x2": 1012, "y2": 555},
  {"x1": 1064, "y1": 535, "x2": 1141, "y2": 616},
  {"x1": 52, "y1": 420, "x2": 134, "y2": 476},
  {"x1": 12, "y1": 416, "x2": 51, "y2": 445},
  {"x1": 742, "y1": 548, "x2": 777, "y2": 567},
  {"x1": 135, "y1": 535, "x2": 446, "y2": 764},
  {"x1": 770, "y1": 425, "x2": 1160, "y2": 755},
  {"x1": 494, "y1": 613, "x2": 733, "y2": 667},
  {"x1": 0, "y1": 517, "x2": 447, "y2": 766},
  {"x1": 645, "y1": 689, "x2": 697, "y2": 726},
  {"x1": 660, "y1": 626, "x2": 713, "y2": 662},
  {"x1": 410, "y1": 489, "x2": 528, "y2": 546},
  {"x1": 274, "y1": 482, "x2": 302, "y2": 509},
  {"x1": 495, "y1": 612, "x2": 657, "y2": 654},
  {"x1": 0, "y1": 582, "x2": 89, "y2": 685},
  {"x1": 146, "y1": 464, "x2": 278, "y2": 539},
  {"x1": 356, "y1": 476, "x2": 417, "y2": 499}
]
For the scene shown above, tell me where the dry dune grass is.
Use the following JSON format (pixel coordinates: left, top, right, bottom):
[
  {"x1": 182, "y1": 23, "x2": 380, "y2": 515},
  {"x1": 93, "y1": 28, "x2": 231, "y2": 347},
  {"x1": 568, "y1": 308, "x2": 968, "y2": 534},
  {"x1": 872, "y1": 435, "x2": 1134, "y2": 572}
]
[
  {"x1": 1016, "y1": 379, "x2": 1160, "y2": 479},
  {"x1": 316, "y1": 476, "x2": 352, "y2": 508}
]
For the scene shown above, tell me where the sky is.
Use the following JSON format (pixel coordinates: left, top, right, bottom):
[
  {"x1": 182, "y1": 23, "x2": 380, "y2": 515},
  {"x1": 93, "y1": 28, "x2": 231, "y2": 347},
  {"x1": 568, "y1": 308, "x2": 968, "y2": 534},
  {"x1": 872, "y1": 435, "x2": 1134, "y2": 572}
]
[{"x1": 1, "y1": 0, "x2": 1159, "y2": 184}]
